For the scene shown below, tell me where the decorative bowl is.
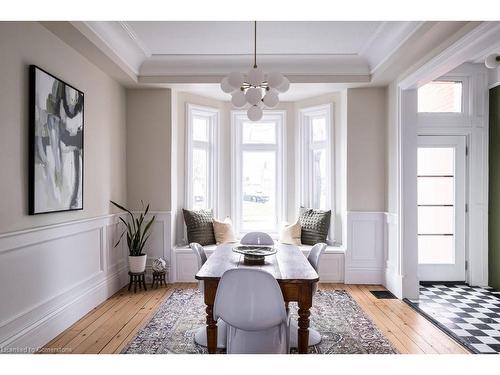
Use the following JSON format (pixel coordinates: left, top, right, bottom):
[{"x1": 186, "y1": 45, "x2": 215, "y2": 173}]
[{"x1": 232, "y1": 245, "x2": 277, "y2": 265}]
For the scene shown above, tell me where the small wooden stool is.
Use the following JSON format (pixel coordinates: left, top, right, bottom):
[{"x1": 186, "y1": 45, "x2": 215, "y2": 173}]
[
  {"x1": 151, "y1": 271, "x2": 166, "y2": 288},
  {"x1": 128, "y1": 271, "x2": 147, "y2": 293}
]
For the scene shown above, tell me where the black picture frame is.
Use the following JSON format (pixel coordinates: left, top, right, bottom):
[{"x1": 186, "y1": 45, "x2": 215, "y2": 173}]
[{"x1": 29, "y1": 65, "x2": 85, "y2": 215}]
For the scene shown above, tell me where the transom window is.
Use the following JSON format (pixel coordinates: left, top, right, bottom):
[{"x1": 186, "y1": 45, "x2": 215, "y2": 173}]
[
  {"x1": 417, "y1": 80, "x2": 463, "y2": 113},
  {"x1": 232, "y1": 111, "x2": 285, "y2": 235},
  {"x1": 186, "y1": 104, "x2": 218, "y2": 212}
]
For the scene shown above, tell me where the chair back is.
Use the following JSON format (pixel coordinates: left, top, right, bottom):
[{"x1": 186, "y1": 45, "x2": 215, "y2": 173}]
[
  {"x1": 190, "y1": 242, "x2": 207, "y2": 270},
  {"x1": 307, "y1": 243, "x2": 327, "y2": 272},
  {"x1": 240, "y1": 232, "x2": 274, "y2": 246},
  {"x1": 214, "y1": 268, "x2": 287, "y2": 331}
]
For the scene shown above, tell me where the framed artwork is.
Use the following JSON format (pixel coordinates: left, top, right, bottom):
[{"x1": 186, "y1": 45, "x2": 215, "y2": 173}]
[{"x1": 29, "y1": 65, "x2": 84, "y2": 215}]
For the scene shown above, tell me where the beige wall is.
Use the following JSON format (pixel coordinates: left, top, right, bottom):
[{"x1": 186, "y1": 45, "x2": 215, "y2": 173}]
[
  {"x1": 126, "y1": 89, "x2": 172, "y2": 211},
  {"x1": 0, "y1": 22, "x2": 127, "y2": 234},
  {"x1": 386, "y1": 82, "x2": 399, "y2": 214},
  {"x1": 346, "y1": 87, "x2": 387, "y2": 212}
]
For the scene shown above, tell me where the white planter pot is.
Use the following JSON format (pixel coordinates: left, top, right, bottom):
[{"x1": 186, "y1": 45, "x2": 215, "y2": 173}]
[{"x1": 129, "y1": 254, "x2": 147, "y2": 273}]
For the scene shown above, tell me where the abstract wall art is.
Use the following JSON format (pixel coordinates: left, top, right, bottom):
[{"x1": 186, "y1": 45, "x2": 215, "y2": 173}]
[{"x1": 29, "y1": 65, "x2": 84, "y2": 214}]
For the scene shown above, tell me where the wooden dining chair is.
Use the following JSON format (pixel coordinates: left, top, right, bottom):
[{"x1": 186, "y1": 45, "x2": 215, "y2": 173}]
[
  {"x1": 290, "y1": 242, "x2": 327, "y2": 348},
  {"x1": 189, "y1": 242, "x2": 227, "y2": 349},
  {"x1": 214, "y1": 268, "x2": 291, "y2": 354}
]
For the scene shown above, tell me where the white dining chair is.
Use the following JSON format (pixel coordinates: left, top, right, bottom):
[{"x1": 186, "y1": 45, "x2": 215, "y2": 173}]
[
  {"x1": 213, "y1": 268, "x2": 291, "y2": 354},
  {"x1": 240, "y1": 232, "x2": 274, "y2": 246},
  {"x1": 189, "y1": 242, "x2": 227, "y2": 349},
  {"x1": 290, "y1": 242, "x2": 327, "y2": 348}
]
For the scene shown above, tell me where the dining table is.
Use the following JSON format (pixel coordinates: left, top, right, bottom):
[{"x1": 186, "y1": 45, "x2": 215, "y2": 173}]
[{"x1": 195, "y1": 243, "x2": 319, "y2": 354}]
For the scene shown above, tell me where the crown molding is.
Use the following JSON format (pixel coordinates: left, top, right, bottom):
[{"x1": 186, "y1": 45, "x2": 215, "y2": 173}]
[
  {"x1": 40, "y1": 21, "x2": 138, "y2": 85},
  {"x1": 399, "y1": 21, "x2": 500, "y2": 89},
  {"x1": 138, "y1": 73, "x2": 371, "y2": 84},
  {"x1": 139, "y1": 53, "x2": 370, "y2": 77},
  {"x1": 118, "y1": 21, "x2": 152, "y2": 58},
  {"x1": 366, "y1": 21, "x2": 426, "y2": 74}
]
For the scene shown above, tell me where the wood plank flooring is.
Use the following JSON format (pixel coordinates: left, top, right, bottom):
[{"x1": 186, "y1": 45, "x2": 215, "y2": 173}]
[{"x1": 40, "y1": 283, "x2": 469, "y2": 354}]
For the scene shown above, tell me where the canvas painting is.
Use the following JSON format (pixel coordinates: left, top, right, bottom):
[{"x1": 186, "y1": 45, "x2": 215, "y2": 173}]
[{"x1": 29, "y1": 65, "x2": 84, "y2": 214}]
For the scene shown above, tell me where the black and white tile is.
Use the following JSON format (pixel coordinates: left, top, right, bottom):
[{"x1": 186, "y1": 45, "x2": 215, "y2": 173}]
[{"x1": 407, "y1": 284, "x2": 500, "y2": 354}]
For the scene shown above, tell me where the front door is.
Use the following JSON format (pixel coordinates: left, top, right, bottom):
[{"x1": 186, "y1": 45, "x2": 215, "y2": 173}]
[{"x1": 417, "y1": 135, "x2": 467, "y2": 282}]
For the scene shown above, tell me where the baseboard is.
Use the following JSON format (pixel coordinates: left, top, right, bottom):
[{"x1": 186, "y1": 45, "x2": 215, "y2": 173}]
[
  {"x1": 344, "y1": 267, "x2": 384, "y2": 284},
  {"x1": 384, "y1": 267, "x2": 403, "y2": 299},
  {"x1": 0, "y1": 266, "x2": 128, "y2": 352}
]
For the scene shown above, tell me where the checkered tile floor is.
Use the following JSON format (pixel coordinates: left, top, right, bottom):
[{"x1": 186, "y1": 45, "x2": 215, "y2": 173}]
[{"x1": 407, "y1": 284, "x2": 500, "y2": 354}]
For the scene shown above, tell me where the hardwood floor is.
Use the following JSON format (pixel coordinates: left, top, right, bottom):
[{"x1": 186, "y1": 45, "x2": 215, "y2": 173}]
[{"x1": 40, "y1": 283, "x2": 469, "y2": 354}]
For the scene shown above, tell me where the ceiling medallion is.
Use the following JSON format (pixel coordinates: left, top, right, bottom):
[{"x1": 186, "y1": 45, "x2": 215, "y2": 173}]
[{"x1": 220, "y1": 21, "x2": 290, "y2": 121}]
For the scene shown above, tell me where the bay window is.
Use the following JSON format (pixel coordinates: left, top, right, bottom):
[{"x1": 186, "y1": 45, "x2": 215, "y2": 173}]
[
  {"x1": 186, "y1": 104, "x2": 218, "y2": 212},
  {"x1": 299, "y1": 104, "x2": 334, "y2": 236},
  {"x1": 231, "y1": 111, "x2": 285, "y2": 235}
]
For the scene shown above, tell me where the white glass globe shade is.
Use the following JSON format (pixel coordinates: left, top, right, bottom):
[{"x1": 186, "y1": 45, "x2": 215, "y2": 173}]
[
  {"x1": 247, "y1": 105, "x2": 263, "y2": 121},
  {"x1": 267, "y1": 71, "x2": 284, "y2": 89},
  {"x1": 263, "y1": 90, "x2": 279, "y2": 108},
  {"x1": 245, "y1": 87, "x2": 262, "y2": 105},
  {"x1": 227, "y1": 72, "x2": 244, "y2": 89},
  {"x1": 220, "y1": 77, "x2": 234, "y2": 93},
  {"x1": 485, "y1": 54, "x2": 500, "y2": 69},
  {"x1": 276, "y1": 77, "x2": 290, "y2": 93},
  {"x1": 247, "y1": 67, "x2": 264, "y2": 87},
  {"x1": 231, "y1": 90, "x2": 247, "y2": 108}
]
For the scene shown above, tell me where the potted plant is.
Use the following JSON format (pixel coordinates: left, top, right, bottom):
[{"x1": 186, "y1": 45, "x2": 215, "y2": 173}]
[{"x1": 111, "y1": 200, "x2": 155, "y2": 273}]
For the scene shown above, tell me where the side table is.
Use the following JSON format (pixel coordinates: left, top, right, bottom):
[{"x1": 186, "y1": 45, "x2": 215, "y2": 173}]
[{"x1": 128, "y1": 271, "x2": 147, "y2": 293}]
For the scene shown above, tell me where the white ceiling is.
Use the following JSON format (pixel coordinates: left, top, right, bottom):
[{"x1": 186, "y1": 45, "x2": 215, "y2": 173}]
[
  {"x1": 126, "y1": 21, "x2": 382, "y2": 55},
  {"x1": 83, "y1": 21, "x2": 423, "y2": 80},
  {"x1": 57, "y1": 21, "x2": 475, "y2": 100}
]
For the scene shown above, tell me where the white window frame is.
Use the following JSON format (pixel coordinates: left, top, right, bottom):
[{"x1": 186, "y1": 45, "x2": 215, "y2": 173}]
[
  {"x1": 417, "y1": 76, "x2": 470, "y2": 127},
  {"x1": 299, "y1": 104, "x2": 335, "y2": 242},
  {"x1": 185, "y1": 103, "x2": 219, "y2": 214},
  {"x1": 231, "y1": 110, "x2": 286, "y2": 237}
]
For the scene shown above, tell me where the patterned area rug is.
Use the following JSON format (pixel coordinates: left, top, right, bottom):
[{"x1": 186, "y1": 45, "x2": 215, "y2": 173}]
[{"x1": 123, "y1": 288, "x2": 396, "y2": 354}]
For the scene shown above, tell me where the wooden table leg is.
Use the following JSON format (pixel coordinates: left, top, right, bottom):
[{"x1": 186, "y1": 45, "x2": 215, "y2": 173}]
[
  {"x1": 297, "y1": 283, "x2": 313, "y2": 354},
  {"x1": 203, "y1": 280, "x2": 219, "y2": 354}
]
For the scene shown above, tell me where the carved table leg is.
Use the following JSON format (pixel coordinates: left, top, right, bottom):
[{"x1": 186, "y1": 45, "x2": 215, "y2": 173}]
[
  {"x1": 297, "y1": 283, "x2": 313, "y2": 354},
  {"x1": 203, "y1": 280, "x2": 219, "y2": 354}
]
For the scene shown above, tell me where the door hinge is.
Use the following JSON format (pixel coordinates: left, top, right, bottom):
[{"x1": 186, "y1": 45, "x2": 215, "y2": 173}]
[
  {"x1": 466, "y1": 146, "x2": 469, "y2": 156},
  {"x1": 465, "y1": 203, "x2": 468, "y2": 213},
  {"x1": 465, "y1": 260, "x2": 468, "y2": 271}
]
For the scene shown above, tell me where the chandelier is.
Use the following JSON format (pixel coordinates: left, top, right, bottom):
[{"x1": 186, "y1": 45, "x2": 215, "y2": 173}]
[{"x1": 220, "y1": 21, "x2": 290, "y2": 121}]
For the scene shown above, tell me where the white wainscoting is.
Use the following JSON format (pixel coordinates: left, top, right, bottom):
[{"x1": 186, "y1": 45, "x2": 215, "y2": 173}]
[
  {"x1": 0, "y1": 215, "x2": 127, "y2": 351},
  {"x1": 344, "y1": 211, "x2": 386, "y2": 284},
  {"x1": 0, "y1": 210, "x2": 171, "y2": 351},
  {"x1": 173, "y1": 245, "x2": 345, "y2": 283}
]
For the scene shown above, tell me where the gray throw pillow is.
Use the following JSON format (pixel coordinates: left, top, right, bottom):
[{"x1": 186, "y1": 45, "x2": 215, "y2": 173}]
[
  {"x1": 182, "y1": 208, "x2": 216, "y2": 246},
  {"x1": 299, "y1": 207, "x2": 331, "y2": 245}
]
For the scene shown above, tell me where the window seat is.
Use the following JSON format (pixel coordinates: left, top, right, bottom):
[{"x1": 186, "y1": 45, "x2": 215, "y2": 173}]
[{"x1": 172, "y1": 242, "x2": 345, "y2": 283}]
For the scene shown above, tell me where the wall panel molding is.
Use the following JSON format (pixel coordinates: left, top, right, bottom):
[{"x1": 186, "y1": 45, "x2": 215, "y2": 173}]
[
  {"x1": 345, "y1": 211, "x2": 385, "y2": 284},
  {"x1": 0, "y1": 211, "x2": 170, "y2": 350}
]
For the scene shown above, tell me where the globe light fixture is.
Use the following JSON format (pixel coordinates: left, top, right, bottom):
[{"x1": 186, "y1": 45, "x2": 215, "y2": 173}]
[{"x1": 220, "y1": 21, "x2": 290, "y2": 121}]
